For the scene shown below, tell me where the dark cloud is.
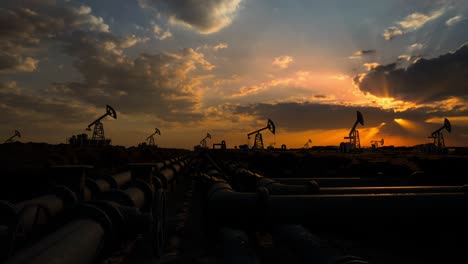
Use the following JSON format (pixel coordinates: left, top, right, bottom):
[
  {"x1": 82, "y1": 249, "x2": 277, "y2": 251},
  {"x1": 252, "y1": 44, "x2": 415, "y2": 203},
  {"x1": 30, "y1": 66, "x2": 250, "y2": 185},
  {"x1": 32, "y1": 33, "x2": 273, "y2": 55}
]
[
  {"x1": 354, "y1": 44, "x2": 468, "y2": 103},
  {"x1": 0, "y1": 1, "x2": 212, "y2": 126},
  {"x1": 52, "y1": 30, "x2": 212, "y2": 122},
  {"x1": 232, "y1": 101, "x2": 468, "y2": 145},
  {"x1": 143, "y1": 0, "x2": 242, "y2": 34},
  {"x1": 358, "y1": 49, "x2": 376, "y2": 55},
  {"x1": 234, "y1": 102, "x2": 396, "y2": 131},
  {"x1": 0, "y1": 0, "x2": 110, "y2": 72}
]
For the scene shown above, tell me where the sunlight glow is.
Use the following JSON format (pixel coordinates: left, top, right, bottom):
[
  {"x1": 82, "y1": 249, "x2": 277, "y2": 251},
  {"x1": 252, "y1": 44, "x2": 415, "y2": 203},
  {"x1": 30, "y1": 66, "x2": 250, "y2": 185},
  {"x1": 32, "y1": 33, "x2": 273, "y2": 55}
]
[
  {"x1": 393, "y1": 118, "x2": 426, "y2": 135},
  {"x1": 425, "y1": 116, "x2": 468, "y2": 124}
]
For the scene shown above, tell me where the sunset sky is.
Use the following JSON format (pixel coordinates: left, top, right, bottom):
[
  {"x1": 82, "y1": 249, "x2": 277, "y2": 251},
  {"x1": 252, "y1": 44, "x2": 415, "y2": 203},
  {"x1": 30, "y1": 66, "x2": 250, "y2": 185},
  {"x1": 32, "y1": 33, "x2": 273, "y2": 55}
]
[{"x1": 1, "y1": 0, "x2": 467, "y2": 149}]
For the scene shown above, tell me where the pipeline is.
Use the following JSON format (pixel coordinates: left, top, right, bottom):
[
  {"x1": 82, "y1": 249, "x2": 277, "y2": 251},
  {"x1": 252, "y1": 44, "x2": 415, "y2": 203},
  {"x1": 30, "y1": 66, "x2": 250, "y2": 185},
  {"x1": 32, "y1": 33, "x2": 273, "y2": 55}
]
[
  {"x1": 3, "y1": 202, "x2": 151, "y2": 264},
  {"x1": 86, "y1": 171, "x2": 132, "y2": 198},
  {"x1": 318, "y1": 185, "x2": 468, "y2": 194},
  {"x1": 0, "y1": 185, "x2": 77, "y2": 260},
  {"x1": 273, "y1": 177, "x2": 379, "y2": 187},
  {"x1": 271, "y1": 225, "x2": 369, "y2": 264},
  {"x1": 223, "y1": 161, "x2": 319, "y2": 194},
  {"x1": 199, "y1": 173, "x2": 468, "y2": 227},
  {"x1": 219, "y1": 227, "x2": 260, "y2": 264}
]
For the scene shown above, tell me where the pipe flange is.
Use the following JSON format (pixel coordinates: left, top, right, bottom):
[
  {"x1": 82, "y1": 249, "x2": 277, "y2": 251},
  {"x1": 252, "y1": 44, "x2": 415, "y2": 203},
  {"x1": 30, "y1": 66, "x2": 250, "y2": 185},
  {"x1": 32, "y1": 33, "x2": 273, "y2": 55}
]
[
  {"x1": 52, "y1": 185, "x2": 79, "y2": 207},
  {"x1": 131, "y1": 180, "x2": 154, "y2": 212},
  {"x1": 101, "y1": 190, "x2": 135, "y2": 208},
  {"x1": 89, "y1": 201, "x2": 124, "y2": 239},
  {"x1": 307, "y1": 180, "x2": 320, "y2": 193},
  {"x1": 152, "y1": 176, "x2": 164, "y2": 190},
  {"x1": 102, "y1": 175, "x2": 119, "y2": 189},
  {"x1": 75, "y1": 203, "x2": 113, "y2": 251},
  {"x1": 0, "y1": 201, "x2": 18, "y2": 260},
  {"x1": 151, "y1": 189, "x2": 167, "y2": 257},
  {"x1": 256, "y1": 186, "x2": 270, "y2": 225}
]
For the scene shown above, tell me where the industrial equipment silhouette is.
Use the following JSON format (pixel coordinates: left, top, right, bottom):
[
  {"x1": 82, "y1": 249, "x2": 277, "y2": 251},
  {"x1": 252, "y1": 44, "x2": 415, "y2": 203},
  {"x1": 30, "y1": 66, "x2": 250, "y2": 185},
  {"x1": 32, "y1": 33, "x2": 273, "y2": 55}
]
[
  {"x1": 341, "y1": 111, "x2": 364, "y2": 152},
  {"x1": 304, "y1": 139, "x2": 312, "y2": 148},
  {"x1": 247, "y1": 119, "x2": 276, "y2": 150},
  {"x1": 371, "y1": 138, "x2": 384, "y2": 148},
  {"x1": 428, "y1": 118, "x2": 451, "y2": 150},
  {"x1": 147, "y1": 128, "x2": 161, "y2": 146},
  {"x1": 4, "y1": 130, "x2": 21, "y2": 143},
  {"x1": 86, "y1": 104, "x2": 117, "y2": 145},
  {"x1": 213, "y1": 140, "x2": 226, "y2": 150},
  {"x1": 200, "y1": 133, "x2": 211, "y2": 148}
]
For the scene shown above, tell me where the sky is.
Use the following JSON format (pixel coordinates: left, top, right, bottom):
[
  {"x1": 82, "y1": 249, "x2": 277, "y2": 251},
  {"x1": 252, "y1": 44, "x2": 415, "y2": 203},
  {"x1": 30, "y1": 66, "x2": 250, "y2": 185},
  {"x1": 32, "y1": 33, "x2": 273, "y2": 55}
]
[{"x1": 1, "y1": 0, "x2": 467, "y2": 149}]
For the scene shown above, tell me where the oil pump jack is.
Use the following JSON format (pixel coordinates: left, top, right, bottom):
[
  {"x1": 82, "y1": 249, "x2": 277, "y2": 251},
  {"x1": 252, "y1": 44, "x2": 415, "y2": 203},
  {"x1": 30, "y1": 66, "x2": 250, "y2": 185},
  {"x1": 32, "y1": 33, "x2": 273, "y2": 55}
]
[
  {"x1": 428, "y1": 118, "x2": 451, "y2": 151},
  {"x1": 247, "y1": 119, "x2": 276, "y2": 150},
  {"x1": 4, "y1": 130, "x2": 21, "y2": 143},
  {"x1": 86, "y1": 104, "x2": 117, "y2": 145},
  {"x1": 146, "y1": 128, "x2": 161, "y2": 146},
  {"x1": 342, "y1": 111, "x2": 364, "y2": 152},
  {"x1": 371, "y1": 138, "x2": 384, "y2": 148},
  {"x1": 200, "y1": 133, "x2": 211, "y2": 148},
  {"x1": 304, "y1": 139, "x2": 312, "y2": 148}
]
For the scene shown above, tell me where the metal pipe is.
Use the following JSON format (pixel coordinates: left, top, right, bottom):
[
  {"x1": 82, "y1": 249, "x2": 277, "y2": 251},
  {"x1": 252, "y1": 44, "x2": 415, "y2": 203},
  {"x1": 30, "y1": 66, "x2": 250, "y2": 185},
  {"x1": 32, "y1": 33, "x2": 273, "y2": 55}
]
[
  {"x1": 107, "y1": 171, "x2": 131, "y2": 188},
  {"x1": 223, "y1": 163, "x2": 319, "y2": 194},
  {"x1": 274, "y1": 177, "x2": 378, "y2": 187},
  {"x1": 13, "y1": 185, "x2": 77, "y2": 236},
  {"x1": 271, "y1": 225, "x2": 329, "y2": 264},
  {"x1": 4, "y1": 201, "x2": 153, "y2": 264},
  {"x1": 219, "y1": 227, "x2": 260, "y2": 264},
  {"x1": 257, "y1": 178, "x2": 319, "y2": 195},
  {"x1": 5, "y1": 219, "x2": 106, "y2": 264},
  {"x1": 318, "y1": 185, "x2": 468, "y2": 194},
  {"x1": 203, "y1": 177, "x2": 468, "y2": 226},
  {"x1": 101, "y1": 180, "x2": 153, "y2": 211}
]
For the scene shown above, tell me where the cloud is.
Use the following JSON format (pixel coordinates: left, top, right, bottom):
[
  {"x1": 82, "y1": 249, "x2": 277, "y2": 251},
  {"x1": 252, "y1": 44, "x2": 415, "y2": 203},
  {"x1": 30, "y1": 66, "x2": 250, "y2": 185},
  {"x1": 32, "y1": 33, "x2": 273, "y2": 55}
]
[
  {"x1": 233, "y1": 102, "x2": 398, "y2": 132},
  {"x1": 383, "y1": 26, "x2": 405, "y2": 40},
  {"x1": 446, "y1": 15, "x2": 463, "y2": 26},
  {"x1": 383, "y1": 8, "x2": 445, "y2": 40},
  {"x1": 0, "y1": 52, "x2": 39, "y2": 73},
  {"x1": 152, "y1": 23, "x2": 173, "y2": 40},
  {"x1": 349, "y1": 49, "x2": 376, "y2": 59},
  {"x1": 120, "y1": 35, "x2": 149, "y2": 48},
  {"x1": 408, "y1": 43, "x2": 424, "y2": 53},
  {"x1": 272, "y1": 55, "x2": 293, "y2": 69},
  {"x1": 353, "y1": 44, "x2": 468, "y2": 104},
  {"x1": 363, "y1": 62, "x2": 380, "y2": 71},
  {"x1": 213, "y1": 43, "x2": 228, "y2": 51},
  {"x1": 0, "y1": 1, "x2": 215, "y2": 127},
  {"x1": 143, "y1": 0, "x2": 243, "y2": 34},
  {"x1": 0, "y1": 2, "x2": 110, "y2": 73},
  {"x1": 231, "y1": 101, "x2": 468, "y2": 146}
]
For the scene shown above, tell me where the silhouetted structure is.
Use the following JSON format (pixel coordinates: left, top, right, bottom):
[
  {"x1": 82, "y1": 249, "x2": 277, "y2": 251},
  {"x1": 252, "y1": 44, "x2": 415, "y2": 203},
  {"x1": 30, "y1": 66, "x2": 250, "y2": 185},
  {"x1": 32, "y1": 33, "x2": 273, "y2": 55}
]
[
  {"x1": 428, "y1": 118, "x2": 451, "y2": 152},
  {"x1": 213, "y1": 140, "x2": 227, "y2": 150},
  {"x1": 371, "y1": 138, "x2": 384, "y2": 149},
  {"x1": 304, "y1": 139, "x2": 312, "y2": 148},
  {"x1": 341, "y1": 111, "x2": 364, "y2": 152},
  {"x1": 200, "y1": 133, "x2": 211, "y2": 148},
  {"x1": 4, "y1": 130, "x2": 21, "y2": 143},
  {"x1": 147, "y1": 128, "x2": 161, "y2": 146},
  {"x1": 85, "y1": 104, "x2": 117, "y2": 145},
  {"x1": 248, "y1": 119, "x2": 276, "y2": 150}
]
